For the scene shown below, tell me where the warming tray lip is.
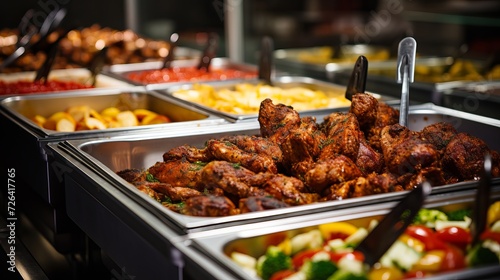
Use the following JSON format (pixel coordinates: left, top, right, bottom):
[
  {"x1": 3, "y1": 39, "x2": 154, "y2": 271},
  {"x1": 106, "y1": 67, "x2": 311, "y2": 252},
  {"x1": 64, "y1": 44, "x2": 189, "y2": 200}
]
[
  {"x1": 0, "y1": 85, "x2": 226, "y2": 140},
  {"x1": 150, "y1": 75, "x2": 398, "y2": 122},
  {"x1": 102, "y1": 57, "x2": 259, "y2": 87},
  {"x1": 186, "y1": 187, "x2": 500, "y2": 280},
  {"x1": 56, "y1": 103, "x2": 500, "y2": 234}
]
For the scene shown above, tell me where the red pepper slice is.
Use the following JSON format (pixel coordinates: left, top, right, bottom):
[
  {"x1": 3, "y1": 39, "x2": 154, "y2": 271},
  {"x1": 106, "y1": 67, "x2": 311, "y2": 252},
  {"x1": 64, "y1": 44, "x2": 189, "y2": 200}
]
[{"x1": 480, "y1": 229, "x2": 500, "y2": 243}]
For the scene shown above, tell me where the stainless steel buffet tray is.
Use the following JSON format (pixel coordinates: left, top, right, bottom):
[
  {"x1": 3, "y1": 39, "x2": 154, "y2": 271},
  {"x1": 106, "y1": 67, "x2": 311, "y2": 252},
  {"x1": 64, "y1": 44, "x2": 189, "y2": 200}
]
[
  {"x1": 186, "y1": 187, "x2": 500, "y2": 280},
  {"x1": 0, "y1": 86, "x2": 225, "y2": 204},
  {"x1": 153, "y1": 75, "x2": 396, "y2": 122},
  {"x1": 103, "y1": 57, "x2": 258, "y2": 86},
  {"x1": 55, "y1": 103, "x2": 500, "y2": 234}
]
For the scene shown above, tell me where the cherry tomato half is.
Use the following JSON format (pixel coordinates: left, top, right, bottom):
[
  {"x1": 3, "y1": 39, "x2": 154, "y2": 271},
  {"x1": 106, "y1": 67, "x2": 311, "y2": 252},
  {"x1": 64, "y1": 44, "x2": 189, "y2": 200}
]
[
  {"x1": 434, "y1": 226, "x2": 471, "y2": 250},
  {"x1": 405, "y1": 225, "x2": 448, "y2": 251}
]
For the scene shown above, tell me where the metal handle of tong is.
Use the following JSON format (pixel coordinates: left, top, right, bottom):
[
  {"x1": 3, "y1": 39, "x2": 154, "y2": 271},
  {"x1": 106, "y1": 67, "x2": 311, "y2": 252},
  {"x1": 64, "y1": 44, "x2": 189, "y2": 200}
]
[{"x1": 396, "y1": 37, "x2": 416, "y2": 127}]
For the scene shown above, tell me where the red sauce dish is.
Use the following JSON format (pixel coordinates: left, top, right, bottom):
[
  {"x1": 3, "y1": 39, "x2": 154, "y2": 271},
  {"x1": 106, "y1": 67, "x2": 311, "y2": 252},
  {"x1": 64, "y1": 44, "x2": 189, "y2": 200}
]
[
  {"x1": 0, "y1": 80, "x2": 93, "y2": 95},
  {"x1": 125, "y1": 67, "x2": 257, "y2": 84}
]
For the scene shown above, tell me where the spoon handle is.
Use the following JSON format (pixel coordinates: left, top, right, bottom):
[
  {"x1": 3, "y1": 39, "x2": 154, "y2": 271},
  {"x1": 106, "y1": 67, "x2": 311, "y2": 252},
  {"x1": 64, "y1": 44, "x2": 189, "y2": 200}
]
[
  {"x1": 396, "y1": 37, "x2": 416, "y2": 127},
  {"x1": 196, "y1": 33, "x2": 218, "y2": 71},
  {"x1": 161, "y1": 33, "x2": 179, "y2": 69},
  {"x1": 258, "y1": 36, "x2": 274, "y2": 85}
]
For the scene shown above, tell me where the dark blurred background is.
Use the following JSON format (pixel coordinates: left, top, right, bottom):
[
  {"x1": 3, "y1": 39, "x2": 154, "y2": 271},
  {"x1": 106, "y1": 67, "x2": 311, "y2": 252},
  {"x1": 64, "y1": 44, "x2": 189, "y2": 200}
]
[{"x1": 2, "y1": 0, "x2": 500, "y2": 61}]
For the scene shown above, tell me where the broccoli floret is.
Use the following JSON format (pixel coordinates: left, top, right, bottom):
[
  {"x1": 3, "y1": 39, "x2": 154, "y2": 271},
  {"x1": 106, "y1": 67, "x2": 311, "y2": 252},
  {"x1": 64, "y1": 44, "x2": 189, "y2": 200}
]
[
  {"x1": 447, "y1": 208, "x2": 472, "y2": 221},
  {"x1": 301, "y1": 260, "x2": 338, "y2": 280},
  {"x1": 327, "y1": 270, "x2": 368, "y2": 280},
  {"x1": 467, "y1": 243, "x2": 499, "y2": 267},
  {"x1": 256, "y1": 246, "x2": 292, "y2": 280},
  {"x1": 413, "y1": 208, "x2": 448, "y2": 228}
]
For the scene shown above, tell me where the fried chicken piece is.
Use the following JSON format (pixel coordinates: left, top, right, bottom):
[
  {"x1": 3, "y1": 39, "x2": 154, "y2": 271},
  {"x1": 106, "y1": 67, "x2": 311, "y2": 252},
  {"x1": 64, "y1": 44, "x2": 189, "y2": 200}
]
[
  {"x1": 239, "y1": 196, "x2": 289, "y2": 213},
  {"x1": 162, "y1": 144, "x2": 212, "y2": 163},
  {"x1": 349, "y1": 93, "x2": 399, "y2": 151},
  {"x1": 206, "y1": 139, "x2": 278, "y2": 173},
  {"x1": 280, "y1": 116, "x2": 326, "y2": 177},
  {"x1": 183, "y1": 195, "x2": 238, "y2": 217},
  {"x1": 220, "y1": 135, "x2": 283, "y2": 164},
  {"x1": 135, "y1": 184, "x2": 164, "y2": 202},
  {"x1": 398, "y1": 167, "x2": 446, "y2": 189},
  {"x1": 133, "y1": 181, "x2": 202, "y2": 202},
  {"x1": 199, "y1": 160, "x2": 255, "y2": 197},
  {"x1": 319, "y1": 112, "x2": 360, "y2": 161},
  {"x1": 356, "y1": 132, "x2": 385, "y2": 174},
  {"x1": 442, "y1": 132, "x2": 493, "y2": 181},
  {"x1": 116, "y1": 168, "x2": 146, "y2": 183},
  {"x1": 258, "y1": 98, "x2": 301, "y2": 145},
  {"x1": 420, "y1": 122, "x2": 458, "y2": 151},
  {"x1": 324, "y1": 173, "x2": 402, "y2": 200},
  {"x1": 262, "y1": 174, "x2": 319, "y2": 205},
  {"x1": 350, "y1": 93, "x2": 378, "y2": 128},
  {"x1": 147, "y1": 159, "x2": 203, "y2": 188},
  {"x1": 304, "y1": 155, "x2": 363, "y2": 193},
  {"x1": 380, "y1": 124, "x2": 440, "y2": 176}
]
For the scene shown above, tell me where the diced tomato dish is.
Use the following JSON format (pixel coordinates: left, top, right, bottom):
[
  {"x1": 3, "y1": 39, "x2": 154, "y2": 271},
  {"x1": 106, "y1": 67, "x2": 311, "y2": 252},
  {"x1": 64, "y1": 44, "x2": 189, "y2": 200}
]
[
  {"x1": 125, "y1": 66, "x2": 257, "y2": 84},
  {"x1": 0, "y1": 80, "x2": 93, "y2": 95}
]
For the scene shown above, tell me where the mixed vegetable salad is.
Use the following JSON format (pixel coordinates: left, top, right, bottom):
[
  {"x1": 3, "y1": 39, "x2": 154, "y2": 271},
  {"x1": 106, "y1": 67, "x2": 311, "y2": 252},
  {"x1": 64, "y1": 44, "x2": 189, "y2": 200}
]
[{"x1": 229, "y1": 201, "x2": 500, "y2": 280}]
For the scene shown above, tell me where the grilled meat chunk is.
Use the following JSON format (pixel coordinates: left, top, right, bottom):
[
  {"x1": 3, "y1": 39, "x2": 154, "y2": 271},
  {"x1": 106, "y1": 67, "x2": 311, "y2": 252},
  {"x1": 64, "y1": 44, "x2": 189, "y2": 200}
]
[
  {"x1": 183, "y1": 195, "x2": 238, "y2": 216},
  {"x1": 116, "y1": 168, "x2": 146, "y2": 183},
  {"x1": 421, "y1": 122, "x2": 458, "y2": 151},
  {"x1": 258, "y1": 98, "x2": 301, "y2": 145},
  {"x1": 147, "y1": 159, "x2": 204, "y2": 188},
  {"x1": 239, "y1": 196, "x2": 289, "y2": 213},
  {"x1": 279, "y1": 116, "x2": 325, "y2": 177},
  {"x1": 133, "y1": 181, "x2": 202, "y2": 202},
  {"x1": 304, "y1": 155, "x2": 362, "y2": 193},
  {"x1": 163, "y1": 144, "x2": 212, "y2": 163},
  {"x1": 206, "y1": 139, "x2": 279, "y2": 173},
  {"x1": 320, "y1": 112, "x2": 360, "y2": 161},
  {"x1": 380, "y1": 124, "x2": 440, "y2": 176},
  {"x1": 324, "y1": 172, "x2": 402, "y2": 200},
  {"x1": 199, "y1": 160, "x2": 255, "y2": 197},
  {"x1": 442, "y1": 132, "x2": 494, "y2": 181}
]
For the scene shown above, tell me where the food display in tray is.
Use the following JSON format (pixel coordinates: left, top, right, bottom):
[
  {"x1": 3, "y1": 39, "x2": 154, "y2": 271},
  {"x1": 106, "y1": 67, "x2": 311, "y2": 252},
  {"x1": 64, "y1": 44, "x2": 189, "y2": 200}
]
[
  {"x1": 171, "y1": 83, "x2": 350, "y2": 114},
  {"x1": 0, "y1": 25, "x2": 182, "y2": 73},
  {"x1": 116, "y1": 92, "x2": 500, "y2": 217},
  {"x1": 31, "y1": 106, "x2": 170, "y2": 132},
  {"x1": 292, "y1": 46, "x2": 391, "y2": 65},
  {"x1": 124, "y1": 66, "x2": 258, "y2": 85},
  {"x1": 0, "y1": 79, "x2": 92, "y2": 95},
  {"x1": 227, "y1": 201, "x2": 500, "y2": 280}
]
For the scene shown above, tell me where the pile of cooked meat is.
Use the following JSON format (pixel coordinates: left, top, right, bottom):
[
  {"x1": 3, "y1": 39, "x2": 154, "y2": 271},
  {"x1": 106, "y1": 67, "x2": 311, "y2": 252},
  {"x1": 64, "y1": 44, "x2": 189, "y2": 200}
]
[{"x1": 117, "y1": 93, "x2": 500, "y2": 217}]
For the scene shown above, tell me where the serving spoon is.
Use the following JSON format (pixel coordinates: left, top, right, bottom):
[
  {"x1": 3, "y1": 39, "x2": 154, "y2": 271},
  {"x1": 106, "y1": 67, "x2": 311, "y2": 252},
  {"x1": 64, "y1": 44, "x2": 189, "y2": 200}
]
[
  {"x1": 160, "y1": 33, "x2": 179, "y2": 69},
  {"x1": 258, "y1": 36, "x2": 274, "y2": 86},
  {"x1": 345, "y1": 55, "x2": 368, "y2": 101},
  {"x1": 396, "y1": 37, "x2": 417, "y2": 127},
  {"x1": 196, "y1": 32, "x2": 218, "y2": 71}
]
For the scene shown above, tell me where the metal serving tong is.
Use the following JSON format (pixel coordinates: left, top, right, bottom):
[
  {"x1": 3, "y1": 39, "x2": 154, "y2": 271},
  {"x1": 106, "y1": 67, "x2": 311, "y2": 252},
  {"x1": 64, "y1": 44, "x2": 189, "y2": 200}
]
[
  {"x1": 0, "y1": 7, "x2": 67, "y2": 71},
  {"x1": 355, "y1": 181, "x2": 432, "y2": 267},
  {"x1": 34, "y1": 28, "x2": 71, "y2": 82},
  {"x1": 258, "y1": 36, "x2": 274, "y2": 86},
  {"x1": 196, "y1": 32, "x2": 218, "y2": 71},
  {"x1": 161, "y1": 33, "x2": 179, "y2": 69},
  {"x1": 345, "y1": 55, "x2": 368, "y2": 101},
  {"x1": 471, "y1": 153, "x2": 492, "y2": 245},
  {"x1": 396, "y1": 37, "x2": 417, "y2": 127}
]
